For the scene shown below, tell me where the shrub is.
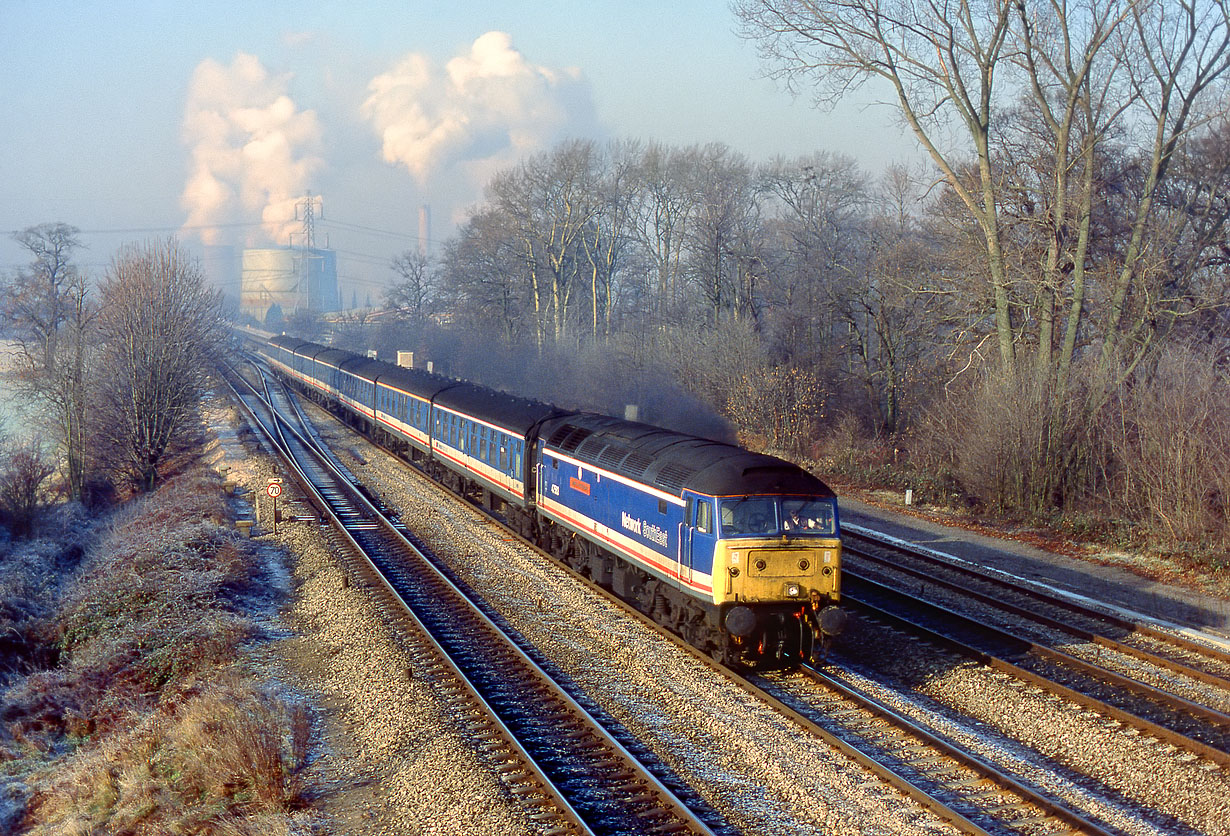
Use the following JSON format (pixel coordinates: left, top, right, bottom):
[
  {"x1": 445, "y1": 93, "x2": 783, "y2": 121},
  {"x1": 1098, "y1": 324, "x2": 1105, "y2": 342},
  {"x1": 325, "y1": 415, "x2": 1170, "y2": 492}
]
[
  {"x1": 1100, "y1": 342, "x2": 1230, "y2": 550},
  {"x1": 913, "y1": 364, "x2": 1104, "y2": 518},
  {"x1": 725, "y1": 364, "x2": 829, "y2": 459}
]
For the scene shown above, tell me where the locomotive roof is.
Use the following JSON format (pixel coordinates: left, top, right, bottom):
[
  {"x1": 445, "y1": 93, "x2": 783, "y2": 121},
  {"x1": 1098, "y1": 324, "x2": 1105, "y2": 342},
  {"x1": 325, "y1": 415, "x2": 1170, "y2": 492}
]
[
  {"x1": 539, "y1": 413, "x2": 834, "y2": 499},
  {"x1": 434, "y1": 380, "x2": 568, "y2": 434}
]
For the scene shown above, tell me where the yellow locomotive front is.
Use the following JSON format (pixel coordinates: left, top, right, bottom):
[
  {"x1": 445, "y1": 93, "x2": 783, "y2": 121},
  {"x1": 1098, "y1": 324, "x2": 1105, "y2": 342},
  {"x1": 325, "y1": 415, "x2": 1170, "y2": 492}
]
[{"x1": 709, "y1": 495, "x2": 846, "y2": 664}]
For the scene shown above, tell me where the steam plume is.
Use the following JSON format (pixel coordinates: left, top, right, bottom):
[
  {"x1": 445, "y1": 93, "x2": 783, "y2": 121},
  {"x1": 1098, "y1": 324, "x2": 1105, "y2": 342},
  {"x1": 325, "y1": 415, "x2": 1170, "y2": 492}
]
[
  {"x1": 362, "y1": 32, "x2": 598, "y2": 192},
  {"x1": 181, "y1": 53, "x2": 322, "y2": 246}
]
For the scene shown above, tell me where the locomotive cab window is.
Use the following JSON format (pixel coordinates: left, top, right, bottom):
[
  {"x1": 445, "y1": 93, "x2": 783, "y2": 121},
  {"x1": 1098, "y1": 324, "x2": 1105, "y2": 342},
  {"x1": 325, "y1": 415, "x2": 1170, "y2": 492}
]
[{"x1": 718, "y1": 496, "x2": 838, "y2": 537}]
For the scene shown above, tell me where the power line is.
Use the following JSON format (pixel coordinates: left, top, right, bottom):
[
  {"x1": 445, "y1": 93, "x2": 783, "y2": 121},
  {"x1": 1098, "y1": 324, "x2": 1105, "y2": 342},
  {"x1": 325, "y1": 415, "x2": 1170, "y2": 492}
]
[
  {"x1": 321, "y1": 218, "x2": 418, "y2": 240},
  {"x1": 320, "y1": 218, "x2": 450, "y2": 248},
  {"x1": 3, "y1": 215, "x2": 442, "y2": 278},
  {"x1": 3, "y1": 221, "x2": 266, "y2": 237}
]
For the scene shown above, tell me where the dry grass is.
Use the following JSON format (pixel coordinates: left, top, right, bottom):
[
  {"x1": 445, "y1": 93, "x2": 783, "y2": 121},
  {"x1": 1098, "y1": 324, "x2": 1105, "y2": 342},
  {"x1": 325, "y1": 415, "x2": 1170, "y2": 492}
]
[
  {"x1": 24, "y1": 676, "x2": 311, "y2": 836},
  {"x1": 2, "y1": 458, "x2": 316, "y2": 834}
]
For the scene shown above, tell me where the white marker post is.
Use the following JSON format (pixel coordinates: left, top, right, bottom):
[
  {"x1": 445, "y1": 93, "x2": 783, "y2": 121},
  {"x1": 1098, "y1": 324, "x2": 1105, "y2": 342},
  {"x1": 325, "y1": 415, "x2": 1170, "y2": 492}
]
[{"x1": 267, "y1": 479, "x2": 283, "y2": 534}]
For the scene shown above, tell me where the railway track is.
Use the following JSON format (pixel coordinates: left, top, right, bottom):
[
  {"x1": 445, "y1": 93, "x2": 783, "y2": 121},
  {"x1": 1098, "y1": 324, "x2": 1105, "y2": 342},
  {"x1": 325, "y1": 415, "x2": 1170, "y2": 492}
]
[
  {"x1": 237, "y1": 357, "x2": 1179, "y2": 836},
  {"x1": 839, "y1": 529, "x2": 1230, "y2": 769},
  {"x1": 844, "y1": 525, "x2": 1230, "y2": 688},
  {"x1": 224, "y1": 361, "x2": 718, "y2": 836},
  {"x1": 741, "y1": 664, "x2": 1122, "y2": 836}
]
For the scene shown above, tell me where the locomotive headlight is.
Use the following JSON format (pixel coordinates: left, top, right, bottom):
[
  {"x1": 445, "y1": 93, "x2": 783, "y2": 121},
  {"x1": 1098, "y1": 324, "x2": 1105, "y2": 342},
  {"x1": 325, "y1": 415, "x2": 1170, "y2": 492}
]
[{"x1": 785, "y1": 582, "x2": 802, "y2": 597}]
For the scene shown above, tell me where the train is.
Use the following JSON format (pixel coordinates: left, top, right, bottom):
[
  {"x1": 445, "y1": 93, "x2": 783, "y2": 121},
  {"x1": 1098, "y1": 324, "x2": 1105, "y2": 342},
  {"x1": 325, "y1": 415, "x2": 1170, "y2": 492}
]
[{"x1": 256, "y1": 334, "x2": 847, "y2": 667}]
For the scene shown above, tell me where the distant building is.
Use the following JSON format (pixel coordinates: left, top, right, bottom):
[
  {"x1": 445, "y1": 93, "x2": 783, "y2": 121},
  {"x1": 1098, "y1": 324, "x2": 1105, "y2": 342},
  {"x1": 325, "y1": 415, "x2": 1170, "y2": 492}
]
[{"x1": 240, "y1": 247, "x2": 339, "y2": 324}]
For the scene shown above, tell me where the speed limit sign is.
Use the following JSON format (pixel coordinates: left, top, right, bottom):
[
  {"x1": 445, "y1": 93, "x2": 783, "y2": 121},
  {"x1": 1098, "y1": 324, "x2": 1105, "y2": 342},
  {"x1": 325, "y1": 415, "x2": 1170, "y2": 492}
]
[{"x1": 266, "y1": 481, "x2": 283, "y2": 498}]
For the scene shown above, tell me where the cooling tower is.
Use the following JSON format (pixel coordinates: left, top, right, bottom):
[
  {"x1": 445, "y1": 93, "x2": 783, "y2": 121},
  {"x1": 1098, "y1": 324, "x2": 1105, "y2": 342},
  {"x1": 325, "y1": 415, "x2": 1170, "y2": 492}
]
[{"x1": 241, "y1": 247, "x2": 339, "y2": 323}]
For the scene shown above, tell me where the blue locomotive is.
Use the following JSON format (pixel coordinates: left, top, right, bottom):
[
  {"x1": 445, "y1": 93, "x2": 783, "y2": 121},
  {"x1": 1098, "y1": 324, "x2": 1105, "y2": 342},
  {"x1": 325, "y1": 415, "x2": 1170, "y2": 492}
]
[{"x1": 260, "y1": 335, "x2": 846, "y2": 666}]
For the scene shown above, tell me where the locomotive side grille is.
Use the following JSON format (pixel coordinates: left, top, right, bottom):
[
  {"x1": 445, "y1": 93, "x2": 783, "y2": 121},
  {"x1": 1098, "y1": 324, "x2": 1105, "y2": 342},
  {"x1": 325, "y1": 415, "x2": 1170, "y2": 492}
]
[
  {"x1": 620, "y1": 451, "x2": 654, "y2": 480},
  {"x1": 545, "y1": 424, "x2": 575, "y2": 446},
  {"x1": 597, "y1": 442, "x2": 629, "y2": 468},
  {"x1": 576, "y1": 436, "x2": 608, "y2": 459},
  {"x1": 655, "y1": 462, "x2": 696, "y2": 493}
]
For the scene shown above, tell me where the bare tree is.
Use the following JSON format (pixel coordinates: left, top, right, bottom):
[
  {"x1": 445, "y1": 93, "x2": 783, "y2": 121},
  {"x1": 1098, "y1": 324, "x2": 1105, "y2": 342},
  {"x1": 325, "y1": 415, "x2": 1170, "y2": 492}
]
[
  {"x1": 760, "y1": 152, "x2": 868, "y2": 363},
  {"x1": 5, "y1": 223, "x2": 81, "y2": 371},
  {"x1": 685, "y1": 143, "x2": 761, "y2": 327},
  {"x1": 737, "y1": 0, "x2": 1018, "y2": 368},
  {"x1": 835, "y1": 171, "x2": 944, "y2": 433},
  {"x1": 0, "y1": 435, "x2": 56, "y2": 538},
  {"x1": 96, "y1": 239, "x2": 224, "y2": 492},
  {"x1": 579, "y1": 140, "x2": 640, "y2": 340},
  {"x1": 384, "y1": 249, "x2": 435, "y2": 325},
  {"x1": 1100, "y1": 0, "x2": 1230, "y2": 371},
  {"x1": 440, "y1": 208, "x2": 532, "y2": 345},
  {"x1": 627, "y1": 143, "x2": 701, "y2": 326},
  {"x1": 2, "y1": 223, "x2": 96, "y2": 502}
]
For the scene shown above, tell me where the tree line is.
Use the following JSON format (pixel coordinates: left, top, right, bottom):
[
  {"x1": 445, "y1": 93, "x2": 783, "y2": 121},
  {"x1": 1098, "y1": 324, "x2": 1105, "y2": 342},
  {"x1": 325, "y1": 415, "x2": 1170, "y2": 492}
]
[
  {"x1": 356, "y1": 1, "x2": 1230, "y2": 553},
  {"x1": 1, "y1": 226, "x2": 224, "y2": 532}
]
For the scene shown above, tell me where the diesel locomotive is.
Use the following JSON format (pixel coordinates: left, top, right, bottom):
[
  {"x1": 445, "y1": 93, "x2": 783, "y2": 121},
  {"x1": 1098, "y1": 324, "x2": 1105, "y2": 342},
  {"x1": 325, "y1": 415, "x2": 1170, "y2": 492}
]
[{"x1": 258, "y1": 334, "x2": 846, "y2": 666}]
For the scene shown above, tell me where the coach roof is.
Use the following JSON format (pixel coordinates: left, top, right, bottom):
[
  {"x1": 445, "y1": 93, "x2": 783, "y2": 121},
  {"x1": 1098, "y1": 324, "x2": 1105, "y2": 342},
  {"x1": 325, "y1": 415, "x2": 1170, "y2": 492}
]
[{"x1": 434, "y1": 380, "x2": 567, "y2": 435}]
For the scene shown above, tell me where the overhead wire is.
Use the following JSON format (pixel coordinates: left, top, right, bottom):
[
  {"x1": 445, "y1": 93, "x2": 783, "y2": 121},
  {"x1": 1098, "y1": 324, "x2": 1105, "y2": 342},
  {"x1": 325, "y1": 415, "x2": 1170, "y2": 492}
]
[{"x1": 2, "y1": 216, "x2": 438, "y2": 286}]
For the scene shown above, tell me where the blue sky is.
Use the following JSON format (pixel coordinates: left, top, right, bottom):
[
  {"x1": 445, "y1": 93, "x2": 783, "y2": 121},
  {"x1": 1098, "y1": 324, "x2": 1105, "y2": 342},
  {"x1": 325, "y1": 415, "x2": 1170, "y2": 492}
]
[{"x1": 1, "y1": 1, "x2": 914, "y2": 298}]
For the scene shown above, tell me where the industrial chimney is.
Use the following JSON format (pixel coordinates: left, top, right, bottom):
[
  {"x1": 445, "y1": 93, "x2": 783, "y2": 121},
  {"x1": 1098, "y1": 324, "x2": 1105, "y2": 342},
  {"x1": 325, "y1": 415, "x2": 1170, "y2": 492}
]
[{"x1": 418, "y1": 204, "x2": 431, "y2": 259}]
